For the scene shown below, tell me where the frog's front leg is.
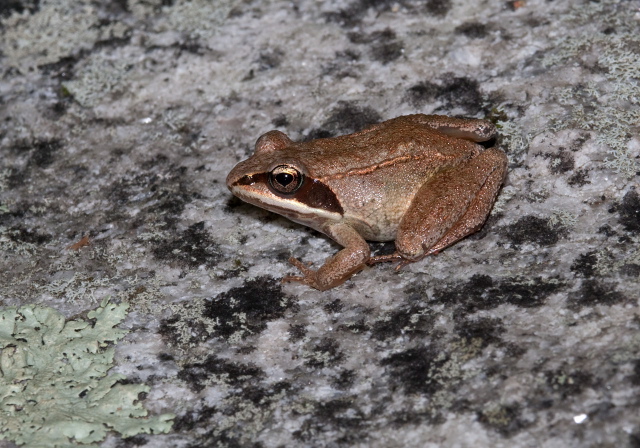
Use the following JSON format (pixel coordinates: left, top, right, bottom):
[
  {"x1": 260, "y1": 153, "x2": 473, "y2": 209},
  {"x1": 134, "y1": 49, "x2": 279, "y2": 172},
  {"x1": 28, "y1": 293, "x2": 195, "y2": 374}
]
[
  {"x1": 283, "y1": 222, "x2": 370, "y2": 291},
  {"x1": 371, "y1": 146, "x2": 507, "y2": 266}
]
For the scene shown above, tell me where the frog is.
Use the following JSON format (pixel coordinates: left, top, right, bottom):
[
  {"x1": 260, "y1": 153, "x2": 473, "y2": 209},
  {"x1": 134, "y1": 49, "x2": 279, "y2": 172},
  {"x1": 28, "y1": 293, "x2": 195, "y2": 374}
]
[{"x1": 226, "y1": 114, "x2": 508, "y2": 291}]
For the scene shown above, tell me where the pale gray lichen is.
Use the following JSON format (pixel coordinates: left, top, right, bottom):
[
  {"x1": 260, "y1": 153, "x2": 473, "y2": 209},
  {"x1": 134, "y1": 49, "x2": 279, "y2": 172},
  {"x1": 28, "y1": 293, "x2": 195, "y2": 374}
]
[
  {"x1": 0, "y1": 226, "x2": 38, "y2": 257},
  {"x1": 0, "y1": 0, "x2": 127, "y2": 73},
  {"x1": 543, "y1": 1, "x2": 640, "y2": 179},
  {"x1": 160, "y1": 0, "x2": 240, "y2": 41},
  {"x1": 492, "y1": 185, "x2": 518, "y2": 214},
  {"x1": 592, "y1": 240, "x2": 640, "y2": 277},
  {"x1": 36, "y1": 272, "x2": 112, "y2": 304},
  {"x1": 548, "y1": 209, "x2": 578, "y2": 229},
  {"x1": 0, "y1": 298, "x2": 174, "y2": 447},
  {"x1": 62, "y1": 55, "x2": 131, "y2": 108},
  {"x1": 497, "y1": 119, "x2": 530, "y2": 165}
]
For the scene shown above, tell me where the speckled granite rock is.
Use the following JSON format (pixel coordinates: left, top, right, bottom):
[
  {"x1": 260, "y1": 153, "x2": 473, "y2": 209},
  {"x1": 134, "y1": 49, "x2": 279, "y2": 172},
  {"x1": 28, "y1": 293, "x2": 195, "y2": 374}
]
[{"x1": 1, "y1": 0, "x2": 639, "y2": 447}]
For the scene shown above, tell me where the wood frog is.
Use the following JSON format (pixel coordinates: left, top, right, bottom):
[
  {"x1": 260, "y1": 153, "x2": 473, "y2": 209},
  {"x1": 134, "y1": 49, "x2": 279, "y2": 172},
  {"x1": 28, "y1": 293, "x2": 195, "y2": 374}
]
[{"x1": 226, "y1": 114, "x2": 508, "y2": 291}]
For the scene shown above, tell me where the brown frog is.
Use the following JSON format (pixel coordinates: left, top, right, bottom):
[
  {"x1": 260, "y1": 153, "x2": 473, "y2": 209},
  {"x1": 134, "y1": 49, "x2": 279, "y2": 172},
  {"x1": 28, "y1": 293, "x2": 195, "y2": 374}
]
[{"x1": 226, "y1": 114, "x2": 508, "y2": 291}]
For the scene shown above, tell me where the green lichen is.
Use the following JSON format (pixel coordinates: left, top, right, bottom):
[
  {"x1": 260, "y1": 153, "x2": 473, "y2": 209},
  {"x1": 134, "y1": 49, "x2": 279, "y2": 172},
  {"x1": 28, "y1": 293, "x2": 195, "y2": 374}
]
[{"x1": 0, "y1": 298, "x2": 174, "y2": 447}]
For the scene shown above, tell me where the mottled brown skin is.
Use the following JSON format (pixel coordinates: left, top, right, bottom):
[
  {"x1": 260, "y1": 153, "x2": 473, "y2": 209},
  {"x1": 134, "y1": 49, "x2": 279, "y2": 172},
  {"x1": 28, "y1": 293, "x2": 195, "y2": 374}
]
[{"x1": 226, "y1": 114, "x2": 508, "y2": 291}]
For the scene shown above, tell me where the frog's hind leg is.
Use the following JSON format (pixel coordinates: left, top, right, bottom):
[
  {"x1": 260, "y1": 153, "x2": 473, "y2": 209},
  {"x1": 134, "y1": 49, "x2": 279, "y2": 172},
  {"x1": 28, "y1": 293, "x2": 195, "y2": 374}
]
[
  {"x1": 405, "y1": 114, "x2": 497, "y2": 142},
  {"x1": 394, "y1": 147, "x2": 508, "y2": 263}
]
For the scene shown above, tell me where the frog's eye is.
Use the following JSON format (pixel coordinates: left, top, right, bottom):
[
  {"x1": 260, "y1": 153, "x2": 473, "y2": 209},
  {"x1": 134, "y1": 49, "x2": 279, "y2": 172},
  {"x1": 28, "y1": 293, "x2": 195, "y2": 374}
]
[{"x1": 268, "y1": 165, "x2": 303, "y2": 195}]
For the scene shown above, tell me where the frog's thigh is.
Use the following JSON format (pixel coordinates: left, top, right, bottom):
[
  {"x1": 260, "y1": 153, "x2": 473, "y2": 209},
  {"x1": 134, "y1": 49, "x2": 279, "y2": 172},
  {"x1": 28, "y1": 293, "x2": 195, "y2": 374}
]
[
  {"x1": 315, "y1": 222, "x2": 371, "y2": 290},
  {"x1": 396, "y1": 147, "x2": 508, "y2": 261}
]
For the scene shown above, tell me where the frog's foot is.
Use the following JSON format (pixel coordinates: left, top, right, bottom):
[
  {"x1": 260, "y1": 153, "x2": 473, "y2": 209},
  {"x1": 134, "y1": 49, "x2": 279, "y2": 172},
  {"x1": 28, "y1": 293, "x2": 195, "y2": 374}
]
[
  {"x1": 367, "y1": 252, "x2": 404, "y2": 265},
  {"x1": 282, "y1": 257, "x2": 324, "y2": 290},
  {"x1": 367, "y1": 252, "x2": 419, "y2": 271}
]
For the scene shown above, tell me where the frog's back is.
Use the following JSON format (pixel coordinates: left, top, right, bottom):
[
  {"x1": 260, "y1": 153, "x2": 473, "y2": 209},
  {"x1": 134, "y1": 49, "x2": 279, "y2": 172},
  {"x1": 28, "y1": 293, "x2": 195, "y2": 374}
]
[{"x1": 294, "y1": 115, "x2": 482, "y2": 179}]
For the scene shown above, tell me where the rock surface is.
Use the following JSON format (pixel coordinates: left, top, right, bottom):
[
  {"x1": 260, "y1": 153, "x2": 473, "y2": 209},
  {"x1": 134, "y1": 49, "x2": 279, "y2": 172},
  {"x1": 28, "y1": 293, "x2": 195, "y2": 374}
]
[{"x1": 1, "y1": 0, "x2": 639, "y2": 446}]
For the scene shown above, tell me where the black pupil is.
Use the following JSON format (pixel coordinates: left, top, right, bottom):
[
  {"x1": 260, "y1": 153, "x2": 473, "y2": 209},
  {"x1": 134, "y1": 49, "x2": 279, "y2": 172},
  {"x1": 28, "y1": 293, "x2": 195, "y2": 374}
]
[{"x1": 275, "y1": 172, "x2": 294, "y2": 186}]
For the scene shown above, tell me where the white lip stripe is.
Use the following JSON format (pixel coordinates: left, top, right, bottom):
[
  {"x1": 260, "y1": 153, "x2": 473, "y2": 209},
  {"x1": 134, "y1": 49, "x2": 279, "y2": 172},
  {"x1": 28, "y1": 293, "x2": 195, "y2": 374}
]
[{"x1": 231, "y1": 186, "x2": 342, "y2": 221}]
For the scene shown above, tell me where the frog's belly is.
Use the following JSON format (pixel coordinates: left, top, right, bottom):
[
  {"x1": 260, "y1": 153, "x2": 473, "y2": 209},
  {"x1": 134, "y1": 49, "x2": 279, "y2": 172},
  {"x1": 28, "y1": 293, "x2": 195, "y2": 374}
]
[
  {"x1": 340, "y1": 188, "x2": 414, "y2": 242},
  {"x1": 351, "y1": 218, "x2": 399, "y2": 242},
  {"x1": 333, "y1": 179, "x2": 424, "y2": 242}
]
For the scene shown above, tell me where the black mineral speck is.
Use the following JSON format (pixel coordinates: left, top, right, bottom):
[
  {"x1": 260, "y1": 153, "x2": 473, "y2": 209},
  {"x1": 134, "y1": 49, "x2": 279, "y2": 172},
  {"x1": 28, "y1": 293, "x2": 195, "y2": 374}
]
[
  {"x1": 405, "y1": 76, "x2": 484, "y2": 114},
  {"x1": 570, "y1": 251, "x2": 598, "y2": 278},
  {"x1": 347, "y1": 28, "x2": 403, "y2": 64},
  {"x1": 324, "y1": 299, "x2": 344, "y2": 314},
  {"x1": 172, "y1": 405, "x2": 217, "y2": 432},
  {"x1": 30, "y1": 139, "x2": 62, "y2": 168},
  {"x1": 371, "y1": 303, "x2": 435, "y2": 340},
  {"x1": 437, "y1": 76, "x2": 483, "y2": 114},
  {"x1": 502, "y1": 215, "x2": 561, "y2": 247},
  {"x1": 108, "y1": 161, "x2": 197, "y2": 230},
  {"x1": 567, "y1": 279, "x2": 627, "y2": 310},
  {"x1": 597, "y1": 224, "x2": 616, "y2": 237},
  {"x1": 256, "y1": 48, "x2": 284, "y2": 71},
  {"x1": 304, "y1": 337, "x2": 344, "y2": 368},
  {"x1": 371, "y1": 40, "x2": 403, "y2": 64},
  {"x1": 288, "y1": 323, "x2": 307, "y2": 342},
  {"x1": 0, "y1": 0, "x2": 38, "y2": 17},
  {"x1": 621, "y1": 263, "x2": 640, "y2": 277},
  {"x1": 435, "y1": 274, "x2": 500, "y2": 311},
  {"x1": 271, "y1": 114, "x2": 289, "y2": 127},
  {"x1": 567, "y1": 168, "x2": 590, "y2": 187},
  {"x1": 332, "y1": 369, "x2": 356, "y2": 390},
  {"x1": 455, "y1": 22, "x2": 488, "y2": 38},
  {"x1": 294, "y1": 397, "x2": 367, "y2": 444},
  {"x1": 499, "y1": 277, "x2": 562, "y2": 308},
  {"x1": 630, "y1": 359, "x2": 640, "y2": 386},
  {"x1": 434, "y1": 274, "x2": 564, "y2": 312},
  {"x1": 405, "y1": 81, "x2": 441, "y2": 107},
  {"x1": 322, "y1": 49, "x2": 361, "y2": 78},
  {"x1": 202, "y1": 277, "x2": 295, "y2": 339},
  {"x1": 619, "y1": 189, "x2": 640, "y2": 233},
  {"x1": 630, "y1": 431, "x2": 640, "y2": 448},
  {"x1": 455, "y1": 316, "x2": 505, "y2": 348},
  {"x1": 158, "y1": 277, "x2": 295, "y2": 346},
  {"x1": 305, "y1": 101, "x2": 382, "y2": 140},
  {"x1": 118, "y1": 435, "x2": 148, "y2": 447},
  {"x1": 547, "y1": 149, "x2": 575, "y2": 174},
  {"x1": 178, "y1": 355, "x2": 264, "y2": 392},
  {"x1": 157, "y1": 353, "x2": 174, "y2": 362},
  {"x1": 425, "y1": 0, "x2": 451, "y2": 15},
  {"x1": 381, "y1": 346, "x2": 445, "y2": 395},
  {"x1": 5, "y1": 226, "x2": 51, "y2": 245},
  {"x1": 323, "y1": 0, "x2": 397, "y2": 27},
  {"x1": 151, "y1": 221, "x2": 221, "y2": 268}
]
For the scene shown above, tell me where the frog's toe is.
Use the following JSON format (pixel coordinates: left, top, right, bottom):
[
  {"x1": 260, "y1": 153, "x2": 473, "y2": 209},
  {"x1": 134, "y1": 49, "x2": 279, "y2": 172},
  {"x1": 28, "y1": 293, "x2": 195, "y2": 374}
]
[
  {"x1": 367, "y1": 252, "x2": 404, "y2": 265},
  {"x1": 284, "y1": 258, "x2": 324, "y2": 289},
  {"x1": 394, "y1": 258, "x2": 416, "y2": 271},
  {"x1": 282, "y1": 274, "x2": 304, "y2": 283}
]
